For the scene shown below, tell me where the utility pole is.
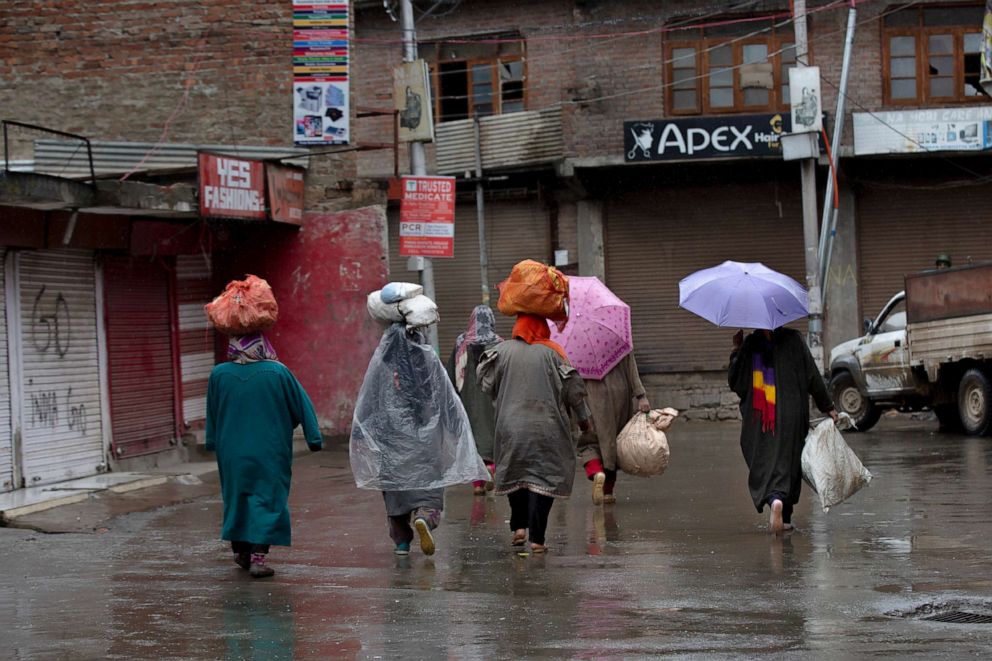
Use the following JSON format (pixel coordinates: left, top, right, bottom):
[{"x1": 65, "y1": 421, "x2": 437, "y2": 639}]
[
  {"x1": 474, "y1": 117, "x2": 490, "y2": 305},
  {"x1": 792, "y1": 0, "x2": 824, "y2": 372},
  {"x1": 400, "y1": 0, "x2": 439, "y2": 351}
]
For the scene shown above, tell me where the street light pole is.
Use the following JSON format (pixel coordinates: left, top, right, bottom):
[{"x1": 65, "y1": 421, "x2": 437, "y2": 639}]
[
  {"x1": 400, "y1": 0, "x2": 439, "y2": 351},
  {"x1": 793, "y1": 0, "x2": 824, "y2": 372}
]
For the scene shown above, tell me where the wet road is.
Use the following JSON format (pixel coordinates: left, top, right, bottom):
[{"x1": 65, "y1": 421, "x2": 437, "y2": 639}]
[{"x1": 2, "y1": 417, "x2": 992, "y2": 659}]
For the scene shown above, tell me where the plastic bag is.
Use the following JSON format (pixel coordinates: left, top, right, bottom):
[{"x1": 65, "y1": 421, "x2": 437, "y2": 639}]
[
  {"x1": 367, "y1": 290, "x2": 403, "y2": 323},
  {"x1": 349, "y1": 324, "x2": 490, "y2": 490},
  {"x1": 801, "y1": 414, "x2": 873, "y2": 512},
  {"x1": 399, "y1": 294, "x2": 439, "y2": 329},
  {"x1": 204, "y1": 275, "x2": 278, "y2": 335},
  {"x1": 496, "y1": 260, "x2": 569, "y2": 322},
  {"x1": 380, "y1": 281, "x2": 424, "y2": 304},
  {"x1": 616, "y1": 407, "x2": 679, "y2": 476}
]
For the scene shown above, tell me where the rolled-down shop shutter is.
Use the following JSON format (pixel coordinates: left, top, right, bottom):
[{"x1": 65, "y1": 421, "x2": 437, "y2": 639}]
[
  {"x1": 857, "y1": 183, "x2": 992, "y2": 320},
  {"x1": 0, "y1": 249, "x2": 13, "y2": 491},
  {"x1": 102, "y1": 256, "x2": 177, "y2": 458},
  {"x1": 605, "y1": 181, "x2": 807, "y2": 373},
  {"x1": 175, "y1": 255, "x2": 216, "y2": 427},
  {"x1": 388, "y1": 198, "x2": 551, "y2": 353},
  {"x1": 15, "y1": 249, "x2": 106, "y2": 486}
]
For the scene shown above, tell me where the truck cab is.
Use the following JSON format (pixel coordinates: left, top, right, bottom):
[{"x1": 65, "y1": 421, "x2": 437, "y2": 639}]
[{"x1": 828, "y1": 291, "x2": 930, "y2": 431}]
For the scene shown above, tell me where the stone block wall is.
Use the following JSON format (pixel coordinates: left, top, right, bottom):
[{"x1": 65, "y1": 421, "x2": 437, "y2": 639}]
[{"x1": 643, "y1": 371, "x2": 742, "y2": 422}]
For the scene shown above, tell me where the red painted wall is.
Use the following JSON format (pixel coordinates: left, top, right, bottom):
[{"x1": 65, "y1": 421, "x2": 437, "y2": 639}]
[{"x1": 217, "y1": 206, "x2": 388, "y2": 437}]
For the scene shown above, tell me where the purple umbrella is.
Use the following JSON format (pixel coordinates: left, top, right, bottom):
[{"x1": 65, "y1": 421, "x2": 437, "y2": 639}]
[
  {"x1": 678, "y1": 261, "x2": 808, "y2": 330},
  {"x1": 548, "y1": 276, "x2": 633, "y2": 380}
]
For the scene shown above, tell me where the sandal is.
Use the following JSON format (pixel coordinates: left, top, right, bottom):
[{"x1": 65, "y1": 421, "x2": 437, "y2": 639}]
[{"x1": 511, "y1": 529, "x2": 527, "y2": 546}]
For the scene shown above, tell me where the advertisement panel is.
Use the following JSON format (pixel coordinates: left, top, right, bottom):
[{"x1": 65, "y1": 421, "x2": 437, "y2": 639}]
[
  {"x1": 266, "y1": 163, "x2": 306, "y2": 225},
  {"x1": 394, "y1": 59, "x2": 435, "y2": 143},
  {"x1": 853, "y1": 107, "x2": 992, "y2": 155},
  {"x1": 399, "y1": 176, "x2": 456, "y2": 258},
  {"x1": 293, "y1": 1, "x2": 349, "y2": 145},
  {"x1": 198, "y1": 153, "x2": 266, "y2": 220},
  {"x1": 624, "y1": 113, "x2": 796, "y2": 161},
  {"x1": 788, "y1": 66, "x2": 823, "y2": 134}
]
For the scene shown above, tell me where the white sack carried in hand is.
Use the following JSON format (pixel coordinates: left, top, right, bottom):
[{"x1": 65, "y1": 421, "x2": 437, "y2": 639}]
[
  {"x1": 399, "y1": 294, "x2": 439, "y2": 329},
  {"x1": 380, "y1": 281, "x2": 424, "y2": 304},
  {"x1": 367, "y1": 290, "x2": 403, "y2": 323},
  {"x1": 801, "y1": 415, "x2": 873, "y2": 512},
  {"x1": 616, "y1": 407, "x2": 679, "y2": 477}
]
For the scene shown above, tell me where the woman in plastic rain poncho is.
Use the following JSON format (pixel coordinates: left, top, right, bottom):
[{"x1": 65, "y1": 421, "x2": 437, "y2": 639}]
[{"x1": 350, "y1": 319, "x2": 489, "y2": 557}]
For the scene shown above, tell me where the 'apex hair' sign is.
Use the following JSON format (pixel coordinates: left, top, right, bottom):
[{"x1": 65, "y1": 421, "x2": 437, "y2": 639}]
[{"x1": 624, "y1": 113, "x2": 797, "y2": 162}]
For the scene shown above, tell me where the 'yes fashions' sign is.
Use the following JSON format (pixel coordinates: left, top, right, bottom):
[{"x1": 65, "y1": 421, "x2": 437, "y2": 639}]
[{"x1": 624, "y1": 113, "x2": 797, "y2": 161}]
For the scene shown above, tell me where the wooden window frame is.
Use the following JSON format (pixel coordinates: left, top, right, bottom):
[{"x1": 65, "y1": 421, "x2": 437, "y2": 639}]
[
  {"x1": 665, "y1": 35, "x2": 799, "y2": 116},
  {"x1": 428, "y1": 52, "x2": 528, "y2": 122},
  {"x1": 881, "y1": 6, "x2": 985, "y2": 107}
]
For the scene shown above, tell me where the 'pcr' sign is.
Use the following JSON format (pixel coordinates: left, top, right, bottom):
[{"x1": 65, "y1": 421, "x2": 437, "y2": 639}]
[{"x1": 399, "y1": 175, "x2": 456, "y2": 258}]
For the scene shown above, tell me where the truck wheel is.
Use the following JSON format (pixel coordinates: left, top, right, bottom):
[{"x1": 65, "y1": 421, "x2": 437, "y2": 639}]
[
  {"x1": 830, "y1": 371, "x2": 880, "y2": 432},
  {"x1": 957, "y1": 368, "x2": 992, "y2": 436}
]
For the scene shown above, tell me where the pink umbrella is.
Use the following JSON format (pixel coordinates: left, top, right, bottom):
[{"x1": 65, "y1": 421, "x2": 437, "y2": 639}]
[{"x1": 548, "y1": 276, "x2": 633, "y2": 380}]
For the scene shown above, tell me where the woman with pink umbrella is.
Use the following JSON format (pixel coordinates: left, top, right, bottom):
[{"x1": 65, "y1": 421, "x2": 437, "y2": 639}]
[{"x1": 550, "y1": 277, "x2": 650, "y2": 505}]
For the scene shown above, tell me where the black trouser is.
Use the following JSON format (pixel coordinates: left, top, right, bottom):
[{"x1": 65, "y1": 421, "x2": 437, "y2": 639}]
[
  {"x1": 508, "y1": 490, "x2": 555, "y2": 545},
  {"x1": 231, "y1": 541, "x2": 270, "y2": 554},
  {"x1": 767, "y1": 493, "x2": 794, "y2": 524}
]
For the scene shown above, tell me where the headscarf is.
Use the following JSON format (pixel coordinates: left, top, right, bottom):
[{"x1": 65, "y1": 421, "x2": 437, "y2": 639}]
[
  {"x1": 453, "y1": 305, "x2": 502, "y2": 392},
  {"x1": 512, "y1": 313, "x2": 569, "y2": 361},
  {"x1": 228, "y1": 331, "x2": 279, "y2": 364},
  {"x1": 751, "y1": 334, "x2": 776, "y2": 434}
]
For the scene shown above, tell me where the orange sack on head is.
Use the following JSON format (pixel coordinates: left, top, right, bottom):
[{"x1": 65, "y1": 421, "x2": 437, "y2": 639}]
[
  {"x1": 205, "y1": 274, "x2": 279, "y2": 336},
  {"x1": 496, "y1": 260, "x2": 569, "y2": 322}
]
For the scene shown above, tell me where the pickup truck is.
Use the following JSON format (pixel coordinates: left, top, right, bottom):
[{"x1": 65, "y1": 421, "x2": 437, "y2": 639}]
[{"x1": 828, "y1": 262, "x2": 992, "y2": 436}]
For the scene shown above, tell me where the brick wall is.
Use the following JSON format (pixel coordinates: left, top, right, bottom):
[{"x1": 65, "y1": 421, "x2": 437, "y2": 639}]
[{"x1": 0, "y1": 0, "x2": 357, "y2": 190}]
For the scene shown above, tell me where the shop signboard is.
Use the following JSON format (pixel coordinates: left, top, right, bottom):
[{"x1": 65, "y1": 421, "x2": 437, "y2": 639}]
[
  {"x1": 266, "y1": 163, "x2": 306, "y2": 225},
  {"x1": 853, "y1": 107, "x2": 992, "y2": 156},
  {"x1": 198, "y1": 153, "x2": 266, "y2": 220},
  {"x1": 293, "y1": 1, "x2": 349, "y2": 145},
  {"x1": 399, "y1": 176, "x2": 456, "y2": 258},
  {"x1": 624, "y1": 113, "x2": 796, "y2": 161}
]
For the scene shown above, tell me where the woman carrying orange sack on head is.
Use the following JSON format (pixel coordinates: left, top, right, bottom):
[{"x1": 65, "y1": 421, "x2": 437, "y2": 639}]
[{"x1": 478, "y1": 312, "x2": 591, "y2": 554}]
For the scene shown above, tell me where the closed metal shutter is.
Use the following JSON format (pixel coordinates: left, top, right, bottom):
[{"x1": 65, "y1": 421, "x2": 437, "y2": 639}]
[
  {"x1": 858, "y1": 184, "x2": 992, "y2": 320},
  {"x1": 0, "y1": 249, "x2": 13, "y2": 491},
  {"x1": 175, "y1": 255, "x2": 216, "y2": 426},
  {"x1": 103, "y1": 256, "x2": 177, "y2": 458},
  {"x1": 15, "y1": 249, "x2": 105, "y2": 486},
  {"x1": 387, "y1": 199, "x2": 551, "y2": 352},
  {"x1": 605, "y1": 182, "x2": 807, "y2": 373}
]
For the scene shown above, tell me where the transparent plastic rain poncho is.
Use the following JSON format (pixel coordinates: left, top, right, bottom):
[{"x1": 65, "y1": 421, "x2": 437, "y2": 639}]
[{"x1": 350, "y1": 323, "x2": 490, "y2": 490}]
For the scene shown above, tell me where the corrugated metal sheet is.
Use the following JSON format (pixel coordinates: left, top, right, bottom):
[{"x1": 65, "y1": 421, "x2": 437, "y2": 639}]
[
  {"x1": 435, "y1": 108, "x2": 563, "y2": 175},
  {"x1": 605, "y1": 183, "x2": 807, "y2": 373},
  {"x1": 858, "y1": 185, "x2": 992, "y2": 322},
  {"x1": 16, "y1": 249, "x2": 105, "y2": 486},
  {"x1": 175, "y1": 255, "x2": 215, "y2": 426},
  {"x1": 387, "y1": 199, "x2": 551, "y2": 351},
  {"x1": 103, "y1": 256, "x2": 176, "y2": 458},
  {"x1": 32, "y1": 140, "x2": 310, "y2": 179},
  {"x1": 0, "y1": 249, "x2": 13, "y2": 491}
]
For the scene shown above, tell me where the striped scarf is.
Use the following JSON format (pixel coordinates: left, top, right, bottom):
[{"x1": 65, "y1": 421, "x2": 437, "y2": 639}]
[{"x1": 752, "y1": 351, "x2": 776, "y2": 434}]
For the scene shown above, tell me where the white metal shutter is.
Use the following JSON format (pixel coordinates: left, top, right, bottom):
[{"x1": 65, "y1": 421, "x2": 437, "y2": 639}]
[
  {"x1": 17, "y1": 249, "x2": 105, "y2": 486},
  {"x1": 0, "y1": 248, "x2": 13, "y2": 491},
  {"x1": 176, "y1": 255, "x2": 215, "y2": 426}
]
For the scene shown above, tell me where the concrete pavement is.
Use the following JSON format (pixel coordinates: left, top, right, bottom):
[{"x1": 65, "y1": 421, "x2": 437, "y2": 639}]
[{"x1": 2, "y1": 417, "x2": 992, "y2": 659}]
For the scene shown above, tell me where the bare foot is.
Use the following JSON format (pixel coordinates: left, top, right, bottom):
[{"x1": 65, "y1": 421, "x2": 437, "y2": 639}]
[
  {"x1": 769, "y1": 499, "x2": 784, "y2": 533},
  {"x1": 511, "y1": 529, "x2": 527, "y2": 546}
]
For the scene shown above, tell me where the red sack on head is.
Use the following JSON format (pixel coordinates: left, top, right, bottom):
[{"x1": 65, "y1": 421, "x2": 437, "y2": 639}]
[
  {"x1": 496, "y1": 260, "x2": 569, "y2": 322},
  {"x1": 204, "y1": 275, "x2": 279, "y2": 335}
]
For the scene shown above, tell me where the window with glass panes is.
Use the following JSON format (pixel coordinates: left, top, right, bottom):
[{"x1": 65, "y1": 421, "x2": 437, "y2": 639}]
[
  {"x1": 883, "y1": 5, "x2": 985, "y2": 105},
  {"x1": 666, "y1": 17, "x2": 797, "y2": 115},
  {"x1": 419, "y1": 37, "x2": 526, "y2": 122}
]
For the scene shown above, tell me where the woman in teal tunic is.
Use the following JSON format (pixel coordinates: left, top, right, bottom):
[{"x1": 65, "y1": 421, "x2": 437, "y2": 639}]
[{"x1": 206, "y1": 332, "x2": 322, "y2": 577}]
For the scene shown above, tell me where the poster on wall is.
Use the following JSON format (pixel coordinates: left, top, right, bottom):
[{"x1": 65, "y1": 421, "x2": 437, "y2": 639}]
[
  {"x1": 399, "y1": 176, "x2": 456, "y2": 258},
  {"x1": 293, "y1": 1, "x2": 349, "y2": 146}
]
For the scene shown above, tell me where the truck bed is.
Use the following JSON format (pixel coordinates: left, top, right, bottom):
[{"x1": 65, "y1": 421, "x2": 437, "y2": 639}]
[
  {"x1": 908, "y1": 313, "x2": 992, "y2": 381},
  {"x1": 905, "y1": 262, "x2": 992, "y2": 323}
]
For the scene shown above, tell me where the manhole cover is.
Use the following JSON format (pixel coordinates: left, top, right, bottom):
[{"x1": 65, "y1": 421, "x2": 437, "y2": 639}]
[{"x1": 924, "y1": 611, "x2": 992, "y2": 624}]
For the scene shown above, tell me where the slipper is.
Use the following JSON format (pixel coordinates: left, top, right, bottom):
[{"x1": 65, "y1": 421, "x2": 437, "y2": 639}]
[
  {"x1": 592, "y1": 472, "x2": 606, "y2": 506},
  {"x1": 414, "y1": 518, "x2": 436, "y2": 556},
  {"x1": 530, "y1": 543, "x2": 547, "y2": 554}
]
